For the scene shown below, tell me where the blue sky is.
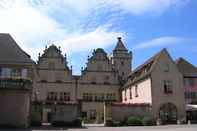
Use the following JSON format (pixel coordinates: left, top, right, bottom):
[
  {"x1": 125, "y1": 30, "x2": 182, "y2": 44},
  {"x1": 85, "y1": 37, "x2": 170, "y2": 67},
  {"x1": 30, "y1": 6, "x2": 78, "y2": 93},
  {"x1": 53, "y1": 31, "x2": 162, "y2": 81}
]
[{"x1": 0, "y1": 0, "x2": 197, "y2": 74}]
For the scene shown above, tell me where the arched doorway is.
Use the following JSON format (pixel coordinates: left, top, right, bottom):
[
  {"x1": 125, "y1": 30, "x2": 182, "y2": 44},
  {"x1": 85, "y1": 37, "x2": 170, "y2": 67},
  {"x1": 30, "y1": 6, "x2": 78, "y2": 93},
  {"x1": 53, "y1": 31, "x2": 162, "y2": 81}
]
[{"x1": 159, "y1": 103, "x2": 177, "y2": 124}]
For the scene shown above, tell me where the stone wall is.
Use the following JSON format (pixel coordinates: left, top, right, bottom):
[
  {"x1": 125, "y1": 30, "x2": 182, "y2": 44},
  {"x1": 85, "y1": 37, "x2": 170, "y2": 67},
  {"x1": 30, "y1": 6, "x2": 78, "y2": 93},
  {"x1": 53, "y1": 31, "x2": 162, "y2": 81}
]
[
  {"x1": 105, "y1": 103, "x2": 151, "y2": 122},
  {"x1": 0, "y1": 90, "x2": 30, "y2": 128}
]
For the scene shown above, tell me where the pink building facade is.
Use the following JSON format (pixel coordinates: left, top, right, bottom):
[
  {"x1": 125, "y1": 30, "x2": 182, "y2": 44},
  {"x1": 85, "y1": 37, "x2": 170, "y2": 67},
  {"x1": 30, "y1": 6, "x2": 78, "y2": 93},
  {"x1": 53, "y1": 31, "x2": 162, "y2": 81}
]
[{"x1": 177, "y1": 58, "x2": 197, "y2": 104}]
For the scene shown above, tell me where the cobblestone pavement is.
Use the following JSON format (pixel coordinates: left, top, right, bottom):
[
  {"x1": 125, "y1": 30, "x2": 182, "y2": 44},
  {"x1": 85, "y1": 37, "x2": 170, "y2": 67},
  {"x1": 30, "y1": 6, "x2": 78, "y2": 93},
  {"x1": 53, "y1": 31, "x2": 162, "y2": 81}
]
[{"x1": 0, "y1": 125, "x2": 197, "y2": 131}]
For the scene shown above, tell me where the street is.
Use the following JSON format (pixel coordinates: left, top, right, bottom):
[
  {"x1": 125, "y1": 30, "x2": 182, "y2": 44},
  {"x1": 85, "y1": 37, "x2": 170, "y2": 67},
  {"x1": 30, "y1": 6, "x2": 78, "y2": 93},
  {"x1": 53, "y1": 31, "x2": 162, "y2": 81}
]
[{"x1": 0, "y1": 125, "x2": 197, "y2": 131}]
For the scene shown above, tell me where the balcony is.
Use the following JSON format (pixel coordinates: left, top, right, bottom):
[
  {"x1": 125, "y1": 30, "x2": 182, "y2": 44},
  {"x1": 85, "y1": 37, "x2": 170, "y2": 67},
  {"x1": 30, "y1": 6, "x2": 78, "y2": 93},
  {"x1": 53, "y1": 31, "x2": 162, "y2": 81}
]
[{"x1": 0, "y1": 78, "x2": 32, "y2": 90}]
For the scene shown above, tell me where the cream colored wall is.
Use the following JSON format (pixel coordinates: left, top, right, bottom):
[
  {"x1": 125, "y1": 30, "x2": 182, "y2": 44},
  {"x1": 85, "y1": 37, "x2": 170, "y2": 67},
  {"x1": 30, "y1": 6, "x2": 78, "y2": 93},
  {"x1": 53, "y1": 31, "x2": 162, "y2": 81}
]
[
  {"x1": 122, "y1": 78, "x2": 152, "y2": 104},
  {"x1": 77, "y1": 83, "x2": 120, "y2": 101},
  {"x1": 151, "y1": 51, "x2": 186, "y2": 120},
  {"x1": 35, "y1": 82, "x2": 76, "y2": 101}
]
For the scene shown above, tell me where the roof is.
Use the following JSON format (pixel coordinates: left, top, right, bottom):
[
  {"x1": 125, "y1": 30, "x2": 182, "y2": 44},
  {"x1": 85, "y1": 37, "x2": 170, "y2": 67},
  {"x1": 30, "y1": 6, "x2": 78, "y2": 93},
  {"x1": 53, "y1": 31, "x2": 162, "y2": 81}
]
[
  {"x1": 0, "y1": 33, "x2": 34, "y2": 65},
  {"x1": 176, "y1": 57, "x2": 197, "y2": 77},
  {"x1": 40, "y1": 44, "x2": 63, "y2": 58},
  {"x1": 123, "y1": 48, "x2": 168, "y2": 88},
  {"x1": 113, "y1": 37, "x2": 128, "y2": 52}
]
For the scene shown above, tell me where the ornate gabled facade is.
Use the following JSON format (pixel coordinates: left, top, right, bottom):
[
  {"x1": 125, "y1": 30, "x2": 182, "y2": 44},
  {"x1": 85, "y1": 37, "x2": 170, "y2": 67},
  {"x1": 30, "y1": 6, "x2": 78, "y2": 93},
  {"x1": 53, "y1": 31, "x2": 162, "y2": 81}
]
[{"x1": 33, "y1": 37, "x2": 132, "y2": 123}]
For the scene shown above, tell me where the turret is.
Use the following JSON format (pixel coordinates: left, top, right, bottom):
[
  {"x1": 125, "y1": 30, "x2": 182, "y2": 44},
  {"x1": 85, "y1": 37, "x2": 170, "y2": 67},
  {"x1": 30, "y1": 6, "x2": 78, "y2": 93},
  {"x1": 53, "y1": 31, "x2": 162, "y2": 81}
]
[{"x1": 112, "y1": 37, "x2": 132, "y2": 80}]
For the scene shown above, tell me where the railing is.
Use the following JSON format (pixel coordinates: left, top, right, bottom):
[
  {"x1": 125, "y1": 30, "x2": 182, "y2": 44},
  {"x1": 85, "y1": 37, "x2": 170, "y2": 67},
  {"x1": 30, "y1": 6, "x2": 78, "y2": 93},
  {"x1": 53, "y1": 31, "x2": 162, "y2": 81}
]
[{"x1": 0, "y1": 78, "x2": 32, "y2": 90}]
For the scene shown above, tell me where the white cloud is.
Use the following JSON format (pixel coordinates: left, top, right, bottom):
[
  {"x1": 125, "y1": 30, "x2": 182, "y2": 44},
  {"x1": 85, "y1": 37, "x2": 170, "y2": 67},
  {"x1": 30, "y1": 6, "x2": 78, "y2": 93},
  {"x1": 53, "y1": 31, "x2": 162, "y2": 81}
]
[
  {"x1": 105, "y1": 0, "x2": 190, "y2": 15},
  {"x1": 0, "y1": 0, "x2": 123, "y2": 60},
  {"x1": 0, "y1": 0, "x2": 191, "y2": 62},
  {"x1": 56, "y1": 25, "x2": 123, "y2": 54},
  {"x1": 133, "y1": 36, "x2": 197, "y2": 50}
]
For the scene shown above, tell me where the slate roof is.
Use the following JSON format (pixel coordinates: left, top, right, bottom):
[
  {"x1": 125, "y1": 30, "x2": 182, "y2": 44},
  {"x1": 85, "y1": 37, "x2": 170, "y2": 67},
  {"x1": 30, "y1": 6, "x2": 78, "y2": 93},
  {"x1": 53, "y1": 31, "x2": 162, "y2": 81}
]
[
  {"x1": 123, "y1": 48, "x2": 168, "y2": 88},
  {"x1": 176, "y1": 57, "x2": 197, "y2": 77},
  {"x1": 113, "y1": 37, "x2": 128, "y2": 52},
  {"x1": 0, "y1": 33, "x2": 34, "y2": 65}
]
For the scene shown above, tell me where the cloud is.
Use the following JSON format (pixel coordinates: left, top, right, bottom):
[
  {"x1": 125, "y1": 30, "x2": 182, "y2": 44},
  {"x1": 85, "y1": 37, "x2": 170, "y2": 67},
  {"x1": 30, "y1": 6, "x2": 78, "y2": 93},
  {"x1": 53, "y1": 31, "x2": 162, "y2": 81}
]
[
  {"x1": 0, "y1": 0, "x2": 123, "y2": 60},
  {"x1": 133, "y1": 36, "x2": 197, "y2": 50},
  {"x1": 0, "y1": 0, "x2": 191, "y2": 62},
  {"x1": 105, "y1": 0, "x2": 190, "y2": 15}
]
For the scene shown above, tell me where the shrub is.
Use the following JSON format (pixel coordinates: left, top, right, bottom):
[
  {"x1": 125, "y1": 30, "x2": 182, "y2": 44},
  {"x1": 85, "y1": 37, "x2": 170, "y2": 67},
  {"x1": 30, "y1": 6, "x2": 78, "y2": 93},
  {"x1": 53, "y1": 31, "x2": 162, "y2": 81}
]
[
  {"x1": 52, "y1": 119, "x2": 82, "y2": 127},
  {"x1": 142, "y1": 117, "x2": 156, "y2": 126},
  {"x1": 112, "y1": 121, "x2": 122, "y2": 127},
  {"x1": 30, "y1": 112, "x2": 42, "y2": 126},
  {"x1": 105, "y1": 119, "x2": 113, "y2": 127},
  {"x1": 127, "y1": 116, "x2": 142, "y2": 126}
]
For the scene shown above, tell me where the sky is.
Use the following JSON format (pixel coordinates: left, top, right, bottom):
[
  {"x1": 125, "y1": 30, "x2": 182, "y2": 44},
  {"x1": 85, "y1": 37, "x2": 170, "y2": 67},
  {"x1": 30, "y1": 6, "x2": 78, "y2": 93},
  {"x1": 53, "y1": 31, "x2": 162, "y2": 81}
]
[{"x1": 0, "y1": 0, "x2": 197, "y2": 74}]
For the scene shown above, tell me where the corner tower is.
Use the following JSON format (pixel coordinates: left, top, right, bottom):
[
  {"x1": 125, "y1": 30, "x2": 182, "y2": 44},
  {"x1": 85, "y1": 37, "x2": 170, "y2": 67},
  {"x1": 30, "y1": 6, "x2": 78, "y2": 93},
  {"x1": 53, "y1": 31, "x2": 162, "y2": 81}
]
[{"x1": 112, "y1": 37, "x2": 132, "y2": 80}]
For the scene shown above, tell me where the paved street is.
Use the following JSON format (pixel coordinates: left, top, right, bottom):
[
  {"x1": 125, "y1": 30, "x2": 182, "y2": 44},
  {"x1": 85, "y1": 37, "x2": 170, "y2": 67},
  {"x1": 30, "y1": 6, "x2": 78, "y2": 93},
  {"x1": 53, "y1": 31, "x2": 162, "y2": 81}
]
[{"x1": 0, "y1": 125, "x2": 197, "y2": 131}]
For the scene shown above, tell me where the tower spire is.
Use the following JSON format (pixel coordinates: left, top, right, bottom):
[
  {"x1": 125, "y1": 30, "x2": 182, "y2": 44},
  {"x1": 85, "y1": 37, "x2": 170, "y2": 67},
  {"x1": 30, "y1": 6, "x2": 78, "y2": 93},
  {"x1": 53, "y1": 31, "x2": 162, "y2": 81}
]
[{"x1": 114, "y1": 37, "x2": 128, "y2": 52}]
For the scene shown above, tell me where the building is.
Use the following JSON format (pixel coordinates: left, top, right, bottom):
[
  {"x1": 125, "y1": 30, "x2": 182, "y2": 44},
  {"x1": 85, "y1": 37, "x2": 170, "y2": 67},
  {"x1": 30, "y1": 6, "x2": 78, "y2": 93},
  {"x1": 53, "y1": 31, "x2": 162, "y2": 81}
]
[
  {"x1": 176, "y1": 58, "x2": 197, "y2": 122},
  {"x1": 32, "y1": 44, "x2": 78, "y2": 124},
  {"x1": 0, "y1": 34, "x2": 189, "y2": 126},
  {"x1": 121, "y1": 49, "x2": 186, "y2": 124},
  {"x1": 0, "y1": 33, "x2": 34, "y2": 128},
  {"x1": 176, "y1": 58, "x2": 197, "y2": 104},
  {"x1": 32, "y1": 37, "x2": 132, "y2": 123}
]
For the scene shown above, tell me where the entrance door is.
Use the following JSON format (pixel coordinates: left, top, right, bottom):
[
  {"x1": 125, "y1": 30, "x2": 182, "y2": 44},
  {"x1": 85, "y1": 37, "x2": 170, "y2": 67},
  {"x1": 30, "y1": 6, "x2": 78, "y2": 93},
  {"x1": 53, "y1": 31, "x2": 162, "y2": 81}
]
[{"x1": 159, "y1": 103, "x2": 177, "y2": 124}]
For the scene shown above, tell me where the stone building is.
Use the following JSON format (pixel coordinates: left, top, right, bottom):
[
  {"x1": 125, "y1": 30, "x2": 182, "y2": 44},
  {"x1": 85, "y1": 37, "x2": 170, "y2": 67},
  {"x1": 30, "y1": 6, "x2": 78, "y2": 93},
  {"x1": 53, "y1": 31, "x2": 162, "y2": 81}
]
[
  {"x1": 32, "y1": 37, "x2": 132, "y2": 123},
  {"x1": 0, "y1": 33, "x2": 34, "y2": 128},
  {"x1": 32, "y1": 45, "x2": 78, "y2": 123},
  {"x1": 122, "y1": 49, "x2": 186, "y2": 124},
  {"x1": 32, "y1": 37, "x2": 189, "y2": 124}
]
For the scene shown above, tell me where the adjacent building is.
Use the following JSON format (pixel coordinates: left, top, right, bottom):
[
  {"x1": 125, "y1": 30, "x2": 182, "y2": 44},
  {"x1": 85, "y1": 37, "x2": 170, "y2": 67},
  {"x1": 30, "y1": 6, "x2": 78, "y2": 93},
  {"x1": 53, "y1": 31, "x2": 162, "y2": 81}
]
[
  {"x1": 0, "y1": 33, "x2": 34, "y2": 128},
  {"x1": 122, "y1": 49, "x2": 186, "y2": 124},
  {"x1": 176, "y1": 58, "x2": 197, "y2": 122},
  {"x1": 176, "y1": 58, "x2": 197, "y2": 104}
]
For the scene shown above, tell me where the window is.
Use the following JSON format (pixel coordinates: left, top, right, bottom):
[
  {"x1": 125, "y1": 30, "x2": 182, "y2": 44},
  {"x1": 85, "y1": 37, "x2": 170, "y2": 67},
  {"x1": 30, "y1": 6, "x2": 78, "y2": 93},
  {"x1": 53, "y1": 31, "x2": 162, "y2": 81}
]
[
  {"x1": 184, "y1": 78, "x2": 195, "y2": 86},
  {"x1": 164, "y1": 80, "x2": 173, "y2": 94},
  {"x1": 124, "y1": 89, "x2": 127, "y2": 101},
  {"x1": 106, "y1": 93, "x2": 115, "y2": 101},
  {"x1": 121, "y1": 61, "x2": 124, "y2": 66},
  {"x1": 64, "y1": 92, "x2": 70, "y2": 101},
  {"x1": 83, "y1": 93, "x2": 93, "y2": 101},
  {"x1": 185, "y1": 92, "x2": 196, "y2": 99},
  {"x1": 164, "y1": 63, "x2": 169, "y2": 72},
  {"x1": 129, "y1": 88, "x2": 132, "y2": 99},
  {"x1": 95, "y1": 93, "x2": 104, "y2": 101},
  {"x1": 60, "y1": 92, "x2": 64, "y2": 101},
  {"x1": 11, "y1": 68, "x2": 21, "y2": 78},
  {"x1": 135, "y1": 85, "x2": 138, "y2": 97},
  {"x1": 122, "y1": 72, "x2": 124, "y2": 76},
  {"x1": 188, "y1": 78, "x2": 195, "y2": 86},
  {"x1": 0, "y1": 68, "x2": 2, "y2": 77},
  {"x1": 47, "y1": 92, "x2": 57, "y2": 101}
]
